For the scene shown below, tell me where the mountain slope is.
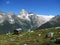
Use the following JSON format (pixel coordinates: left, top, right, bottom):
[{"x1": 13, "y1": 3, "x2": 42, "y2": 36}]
[
  {"x1": 17, "y1": 9, "x2": 48, "y2": 30},
  {"x1": 37, "y1": 15, "x2": 60, "y2": 30},
  {"x1": 0, "y1": 11, "x2": 21, "y2": 34},
  {"x1": 0, "y1": 20, "x2": 20, "y2": 34},
  {"x1": 0, "y1": 9, "x2": 54, "y2": 33}
]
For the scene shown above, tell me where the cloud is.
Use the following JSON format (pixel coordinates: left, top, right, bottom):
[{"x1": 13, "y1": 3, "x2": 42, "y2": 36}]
[{"x1": 6, "y1": 1, "x2": 10, "y2": 4}]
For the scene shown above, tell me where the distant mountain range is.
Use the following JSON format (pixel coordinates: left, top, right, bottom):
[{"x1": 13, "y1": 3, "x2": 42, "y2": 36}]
[
  {"x1": 37, "y1": 15, "x2": 60, "y2": 30},
  {"x1": 0, "y1": 9, "x2": 54, "y2": 34}
]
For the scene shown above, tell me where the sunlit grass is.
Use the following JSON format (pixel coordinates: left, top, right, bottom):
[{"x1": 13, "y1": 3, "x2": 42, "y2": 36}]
[{"x1": 0, "y1": 28, "x2": 60, "y2": 45}]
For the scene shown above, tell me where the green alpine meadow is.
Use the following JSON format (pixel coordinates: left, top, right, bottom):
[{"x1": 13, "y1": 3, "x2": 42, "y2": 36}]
[{"x1": 0, "y1": 28, "x2": 60, "y2": 45}]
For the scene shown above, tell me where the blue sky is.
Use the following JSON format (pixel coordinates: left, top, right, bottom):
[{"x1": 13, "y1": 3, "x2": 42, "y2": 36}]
[{"x1": 0, "y1": 0, "x2": 60, "y2": 15}]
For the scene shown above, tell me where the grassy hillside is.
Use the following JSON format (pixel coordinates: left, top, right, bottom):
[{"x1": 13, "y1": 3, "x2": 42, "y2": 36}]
[{"x1": 0, "y1": 28, "x2": 60, "y2": 45}]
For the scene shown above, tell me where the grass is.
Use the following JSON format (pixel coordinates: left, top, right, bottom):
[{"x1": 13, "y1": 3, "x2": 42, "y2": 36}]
[{"x1": 0, "y1": 28, "x2": 60, "y2": 45}]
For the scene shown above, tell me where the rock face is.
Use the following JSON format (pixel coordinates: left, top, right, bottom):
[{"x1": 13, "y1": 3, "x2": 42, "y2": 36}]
[
  {"x1": 18, "y1": 9, "x2": 30, "y2": 20},
  {"x1": 0, "y1": 11, "x2": 20, "y2": 34},
  {"x1": 29, "y1": 14, "x2": 45, "y2": 28},
  {"x1": 0, "y1": 9, "x2": 54, "y2": 34},
  {"x1": 37, "y1": 15, "x2": 60, "y2": 30},
  {"x1": 17, "y1": 9, "x2": 50, "y2": 30}
]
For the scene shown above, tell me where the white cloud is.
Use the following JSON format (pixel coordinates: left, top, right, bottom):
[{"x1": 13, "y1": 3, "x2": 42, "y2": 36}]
[{"x1": 6, "y1": 1, "x2": 10, "y2": 4}]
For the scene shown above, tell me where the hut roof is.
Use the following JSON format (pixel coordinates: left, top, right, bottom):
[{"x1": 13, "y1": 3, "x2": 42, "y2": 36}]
[{"x1": 16, "y1": 28, "x2": 22, "y2": 31}]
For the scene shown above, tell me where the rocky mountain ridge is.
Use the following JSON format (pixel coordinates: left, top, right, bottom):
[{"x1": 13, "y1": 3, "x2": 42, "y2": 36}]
[{"x1": 0, "y1": 9, "x2": 54, "y2": 34}]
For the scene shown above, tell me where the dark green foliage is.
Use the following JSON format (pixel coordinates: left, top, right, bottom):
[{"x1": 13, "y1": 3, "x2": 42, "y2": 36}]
[{"x1": 0, "y1": 20, "x2": 20, "y2": 34}]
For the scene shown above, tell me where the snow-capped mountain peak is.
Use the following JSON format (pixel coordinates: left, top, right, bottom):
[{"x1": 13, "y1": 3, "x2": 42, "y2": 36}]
[
  {"x1": 7, "y1": 12, "x2": 15, "y2": 15},
  {"x1": 37, "y1": 15, "x2": 54, "y2": 21},
  {"x1": 18, "y1": 9, "x2": 30, "y2": 20},
  {"x1": 20, "y1": 9, "x2": 28, "y2": 15},
  {"x1": 0, "y1": 10, "x2": 56, "y2": 34}
]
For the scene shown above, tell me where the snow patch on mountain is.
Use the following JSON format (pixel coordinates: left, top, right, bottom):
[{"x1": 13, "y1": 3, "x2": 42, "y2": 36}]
[
  {"x1": 0, "y1": 15, "x2": 4, "y2": 23},
  {"x1": 37, "y1": 15, "x2": 54, "y2": 21},
  {"x1": 6, "y1": 12, "x2": 15, "y2": 24},
  {"x1": 17, "y1": 9, "x2": 30, "y2": 21}
]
